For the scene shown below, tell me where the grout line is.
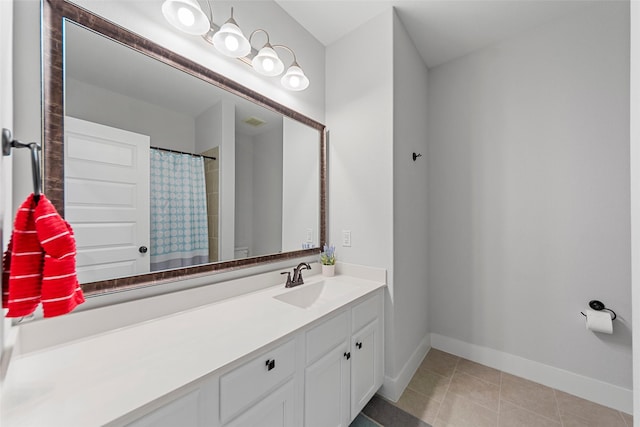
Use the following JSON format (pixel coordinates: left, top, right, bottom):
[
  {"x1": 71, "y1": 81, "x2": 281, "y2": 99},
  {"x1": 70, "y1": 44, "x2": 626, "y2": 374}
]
[
  {"x1": 497, "y1": 371, "x2": 502, "y2": 427},
  {"x1": 443, "y1": 368, "x2": 500, "y2": 414},
  {"x1": 552, "y1": 388, "x2": 565, "y2": 427},
  {"x1": 501, "y1": 394, "x2": 563, "y2": 425},
  {"x1": 617, "y1": 410, "x2": 630, "y2": 427},
  {"x1": 431, "y1": 356, "x2": 459, "y2": 424}
]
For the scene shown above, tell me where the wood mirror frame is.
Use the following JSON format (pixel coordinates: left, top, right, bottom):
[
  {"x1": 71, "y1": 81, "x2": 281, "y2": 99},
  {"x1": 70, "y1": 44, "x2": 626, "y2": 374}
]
[{"x1": 42, "y1": 0, "x2": 326, "y2": 296}]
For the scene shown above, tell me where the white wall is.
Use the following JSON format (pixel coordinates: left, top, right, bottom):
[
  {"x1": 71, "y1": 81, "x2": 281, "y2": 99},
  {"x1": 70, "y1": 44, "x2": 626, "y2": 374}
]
[
  {"x1": 391, "y1": 10, "x2": 430, "y2": 390},
  {"x1": 235, "y1": 132, "x2": 254, "y2": 254},
  {"x1": 196, "y1": 101, "x2": 236, "y2": 260},
  {"x1": 630, "y1": 0, "x2": 640, "y2": 422},
  {"x1": 0, "y1": 0, "x2": 14, "y2": 363},
  {"x1": 326, "y1": 7, "x2": 397, "y2": 385},
  {"x1": 427, "y1": 2, "x2": 632, "y2": 409},
  {"x1": 12, "y1": 0, "x2": 39, "y2": 215},
  {"x1": 282, "y1": 117, "x2": 320, "y2": 251},
  {"x1": 235, "y1": 126, "x2": 283, "y2": 257},
  {"x1": 252, "y1": 126, "x2": 283, "y2": 256},
  {"x1": 327, "y1": 8, "x2": 431, "y2": 400},
  {"x1": 66, "y1": 78, "x2": 195, "y2": 152}
]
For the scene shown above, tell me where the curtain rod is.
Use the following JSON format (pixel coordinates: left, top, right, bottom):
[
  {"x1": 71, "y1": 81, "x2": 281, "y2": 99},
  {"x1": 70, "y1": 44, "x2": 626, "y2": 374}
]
[{"x1": 150, "y1": 145, "x2": 217, "y2": 161}]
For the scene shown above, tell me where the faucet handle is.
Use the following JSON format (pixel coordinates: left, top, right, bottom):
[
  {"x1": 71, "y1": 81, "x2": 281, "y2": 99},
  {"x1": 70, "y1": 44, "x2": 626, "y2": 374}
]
[{"x1": 281, "y1": 271, "x2": 293, "y2": 287}]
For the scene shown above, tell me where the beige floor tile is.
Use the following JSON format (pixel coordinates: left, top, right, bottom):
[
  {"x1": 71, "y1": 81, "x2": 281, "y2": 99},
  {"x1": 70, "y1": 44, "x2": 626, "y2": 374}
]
[
  {"x1": 447, "y1": 371, "x2": 500, "y2": 411},
  {"x1": 396, "y1": 387, "x2": 441, "y2": 424},
  {"x1": 498, "y1": 400, "x2": 561, "y2": 427},
  {"x1": 406, "y1": 367, "x2": 451, "y2": 402},
  {"x1": 421, "y1": 349, "x2": 460, "y2": 377},
  {"x1": 620, "y1": 412, "x2": 633, "y2": 427},
  {"x1": 500, "y1": 373, "x2": 560, "y2": 421},
  {"x1": 434, "y1": 392, "x2": 498, "y2": 427},
  {"x1": 555, "y1": 390, "x2": 626, "y2": 427},
  {"x1": 456, "y1": 358, "x2": 501, "y2": 385}
]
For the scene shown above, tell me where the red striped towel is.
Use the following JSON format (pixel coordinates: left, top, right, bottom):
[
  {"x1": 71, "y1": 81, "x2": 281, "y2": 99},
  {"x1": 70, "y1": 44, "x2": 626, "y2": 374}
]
[
  {"x1": 2, "y1": 194, "x2": 84, "y2": 318},
  {"x1": 2, "y1": 195, "x2": 41, "y2": 316}
]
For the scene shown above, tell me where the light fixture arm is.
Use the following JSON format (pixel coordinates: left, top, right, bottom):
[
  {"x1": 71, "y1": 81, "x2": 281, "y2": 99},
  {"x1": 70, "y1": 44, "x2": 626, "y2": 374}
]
[
  {"x1": 249, "y1": 28, "x2": 272, "y2": 48},
  {"x1": 200, "y1": 0, "x2": 213, "y2": 23},
  {"x1": 272, "y1": 44, "x2": 298, "y2": 66}
]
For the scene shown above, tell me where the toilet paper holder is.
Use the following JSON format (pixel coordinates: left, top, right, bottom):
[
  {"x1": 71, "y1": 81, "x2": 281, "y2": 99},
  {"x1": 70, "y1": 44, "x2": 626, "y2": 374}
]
[{"x1": 580, "y1": 300, "x2": 617, "y2": 320}]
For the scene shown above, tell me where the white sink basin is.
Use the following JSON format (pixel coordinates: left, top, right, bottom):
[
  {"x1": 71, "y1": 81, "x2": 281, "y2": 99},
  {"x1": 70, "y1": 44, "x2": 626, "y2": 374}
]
[{"x1": 273, "y1": 280, "x2": 351, "y2": 309}]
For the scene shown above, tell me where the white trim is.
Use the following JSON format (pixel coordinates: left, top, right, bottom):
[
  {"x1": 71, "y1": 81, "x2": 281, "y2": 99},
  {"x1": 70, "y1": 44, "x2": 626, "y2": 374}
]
[
  {"x1": 630, "y1": 1, "x2": 640, "y2": 424},
  {"x1": 430, "y1": 333, "x2": 633, "y2": 414},
  {"x1": 378, "y1": 332, "x2": 430, "y2": 402}
]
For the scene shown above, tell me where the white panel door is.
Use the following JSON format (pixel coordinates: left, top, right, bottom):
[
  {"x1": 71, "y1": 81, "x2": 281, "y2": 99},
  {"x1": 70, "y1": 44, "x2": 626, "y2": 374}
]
[{"x1": 64, "y1": 116, "x2": 150, "y2": 283}]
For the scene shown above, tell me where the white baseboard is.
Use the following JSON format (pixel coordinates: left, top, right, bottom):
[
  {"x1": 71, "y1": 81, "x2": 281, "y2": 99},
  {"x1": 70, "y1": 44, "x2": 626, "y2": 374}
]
[
  {"x1": 378, "y1": 333, "x2": 431, "y2": 402},
  {"x1": 430, "y1": 333, "x2": 633, "y2": 414}
]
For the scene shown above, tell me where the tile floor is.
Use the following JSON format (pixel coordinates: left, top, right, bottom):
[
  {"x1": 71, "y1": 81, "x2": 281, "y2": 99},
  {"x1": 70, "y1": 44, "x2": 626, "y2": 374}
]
[{"x1": 390, "y1": 349, "x2": 634, "y2": 427}]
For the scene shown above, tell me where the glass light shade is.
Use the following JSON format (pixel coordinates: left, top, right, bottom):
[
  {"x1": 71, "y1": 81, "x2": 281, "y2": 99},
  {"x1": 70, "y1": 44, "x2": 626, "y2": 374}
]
[
  {"x1": 212, "y1": 21, "x2": 251, "y2": 57},
  {"x1": 161, "y1": 0, "x2": 210, "y2": 35},
  {"x1": 281, "y1": 64, "x2": 309, "y2": 91},
  {"x1": 252, "y1": 45, "x2": 285, "y2": 76}
]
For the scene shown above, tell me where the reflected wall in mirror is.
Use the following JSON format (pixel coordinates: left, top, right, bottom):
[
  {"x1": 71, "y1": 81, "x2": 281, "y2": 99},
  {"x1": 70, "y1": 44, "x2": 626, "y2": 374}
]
[{"x1": 43, "y1": 0, "x2": 326, "y2": 295}]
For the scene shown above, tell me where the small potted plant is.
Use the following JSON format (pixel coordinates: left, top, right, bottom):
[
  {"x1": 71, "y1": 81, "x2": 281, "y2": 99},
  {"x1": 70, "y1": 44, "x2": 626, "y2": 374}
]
[{"x1": 320, "y1": 244, "x2": 336, "y2": 277}]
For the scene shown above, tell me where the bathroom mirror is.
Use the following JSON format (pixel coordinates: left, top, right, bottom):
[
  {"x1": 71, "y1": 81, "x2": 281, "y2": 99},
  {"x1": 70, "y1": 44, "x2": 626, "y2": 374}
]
[{"x1": 42, "y1": 0, "x2": 326, "y2": 295}]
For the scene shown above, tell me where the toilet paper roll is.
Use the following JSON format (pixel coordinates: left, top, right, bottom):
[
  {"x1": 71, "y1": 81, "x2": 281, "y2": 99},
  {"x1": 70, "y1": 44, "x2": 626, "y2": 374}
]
[{"x1": 584, "y1": 308, "x2": 613, "y2": 334}]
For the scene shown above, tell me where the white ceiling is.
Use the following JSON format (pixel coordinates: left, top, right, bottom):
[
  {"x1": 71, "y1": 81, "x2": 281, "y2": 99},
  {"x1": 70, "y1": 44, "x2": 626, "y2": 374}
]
[{"x1": 275, "y1": 0, "x2": 593, "y2": 68}]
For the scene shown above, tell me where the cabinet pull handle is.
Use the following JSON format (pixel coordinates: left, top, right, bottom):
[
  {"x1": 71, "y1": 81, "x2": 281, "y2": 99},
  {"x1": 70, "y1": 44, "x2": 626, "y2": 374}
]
[
  {"x1": 356, "y1": 342, "x2": 363, "y2": 349},
  {"x1": 265, "y1": 359, "x2": 276, "y2": 371},
  {"x1": 344, "y1": 352, "x2": 351, "y2": 360}
]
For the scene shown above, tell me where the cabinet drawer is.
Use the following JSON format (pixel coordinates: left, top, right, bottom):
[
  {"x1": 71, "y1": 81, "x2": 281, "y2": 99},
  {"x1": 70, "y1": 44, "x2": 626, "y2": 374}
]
[
  {"x1": 305, "y1": 310, "x2": 348, "y2": 364},
  {"x1": 352, "y1": 293, "x2": 381, "y2": 333},
  {"x1": 220, "y1": 339, "x2": 295, "y2": 424}
]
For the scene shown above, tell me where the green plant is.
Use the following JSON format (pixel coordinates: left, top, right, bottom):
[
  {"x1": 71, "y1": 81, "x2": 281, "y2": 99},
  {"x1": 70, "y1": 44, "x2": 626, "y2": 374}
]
[{"x1": 320, "y1": 244, "x2": 336, "y2": 266}]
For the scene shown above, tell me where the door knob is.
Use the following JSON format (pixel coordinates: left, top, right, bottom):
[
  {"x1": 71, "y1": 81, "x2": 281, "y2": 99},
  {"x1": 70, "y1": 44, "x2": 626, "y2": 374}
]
[{"x1": 139, "y1": 246, "x2": 148, "y2": 254}]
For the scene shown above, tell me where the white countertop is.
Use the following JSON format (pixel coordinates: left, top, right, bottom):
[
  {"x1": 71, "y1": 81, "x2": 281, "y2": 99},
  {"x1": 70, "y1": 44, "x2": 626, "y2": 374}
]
[{"x1": 1, "y1": 272, "x2": 385, "y2": 427}]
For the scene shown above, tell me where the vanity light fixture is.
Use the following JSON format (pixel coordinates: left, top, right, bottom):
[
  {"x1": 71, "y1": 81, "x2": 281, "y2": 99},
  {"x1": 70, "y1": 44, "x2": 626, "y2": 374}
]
[
  {"x1": 161, "y1": 0, "x2": 210, "y2": 36},
  {"x1": 211, "y1": 8, "x2": 251, "y2": 57},
  {"x1": 276, "y1": 45, "x2": 310, "y2": 91},
  {"x1": 161, "y1": 0, "x2": 310, "y2": 91},
  {"x1": 250, "y1": 30, "x2": 284, "y2": 77}
]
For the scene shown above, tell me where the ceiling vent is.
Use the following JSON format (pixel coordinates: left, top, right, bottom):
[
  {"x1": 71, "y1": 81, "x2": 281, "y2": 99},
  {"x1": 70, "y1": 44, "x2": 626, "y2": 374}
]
[{"x1": 243, "y1": 116, "x2": 266, "y2": 127}]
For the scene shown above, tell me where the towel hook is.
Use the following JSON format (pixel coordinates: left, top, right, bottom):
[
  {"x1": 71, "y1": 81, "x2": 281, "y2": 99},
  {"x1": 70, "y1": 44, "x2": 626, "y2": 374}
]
[{"x1": 2, "y1": 128, "x2": 42, "y2": 203}]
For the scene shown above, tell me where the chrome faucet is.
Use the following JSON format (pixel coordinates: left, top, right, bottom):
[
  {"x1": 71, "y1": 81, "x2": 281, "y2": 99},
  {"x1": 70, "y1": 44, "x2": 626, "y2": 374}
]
[{"x1": 282, "y1": 262, "x2": 311, "y2": 288}]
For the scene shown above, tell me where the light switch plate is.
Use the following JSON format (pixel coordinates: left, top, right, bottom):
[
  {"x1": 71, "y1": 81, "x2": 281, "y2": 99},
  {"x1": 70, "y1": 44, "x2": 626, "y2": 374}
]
[
  {"x1": 342, "y1": 230, "x2": 351, "y2": 247},
  {"x1": 306, "y1": 228, "x2": 313, "y2": 243}
]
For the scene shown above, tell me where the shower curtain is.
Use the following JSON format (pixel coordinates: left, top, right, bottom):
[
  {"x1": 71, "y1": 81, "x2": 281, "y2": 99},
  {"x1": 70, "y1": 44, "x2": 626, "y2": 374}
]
[{"x1": 150, "y1": 149, "x2": 209, "y2": 271}]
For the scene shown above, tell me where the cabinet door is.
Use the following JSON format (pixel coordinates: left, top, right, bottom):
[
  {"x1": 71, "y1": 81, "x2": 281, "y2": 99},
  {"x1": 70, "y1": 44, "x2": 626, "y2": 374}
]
[
  {"x1": 350, "y1": 319, "x2": 382, "y2": 418},
  {"x1": 304, "y1": 343, "x2": 350, "y2": 427},
  {"x1": 224, "y1": 380, "x2": 295, "y2": 427}
]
